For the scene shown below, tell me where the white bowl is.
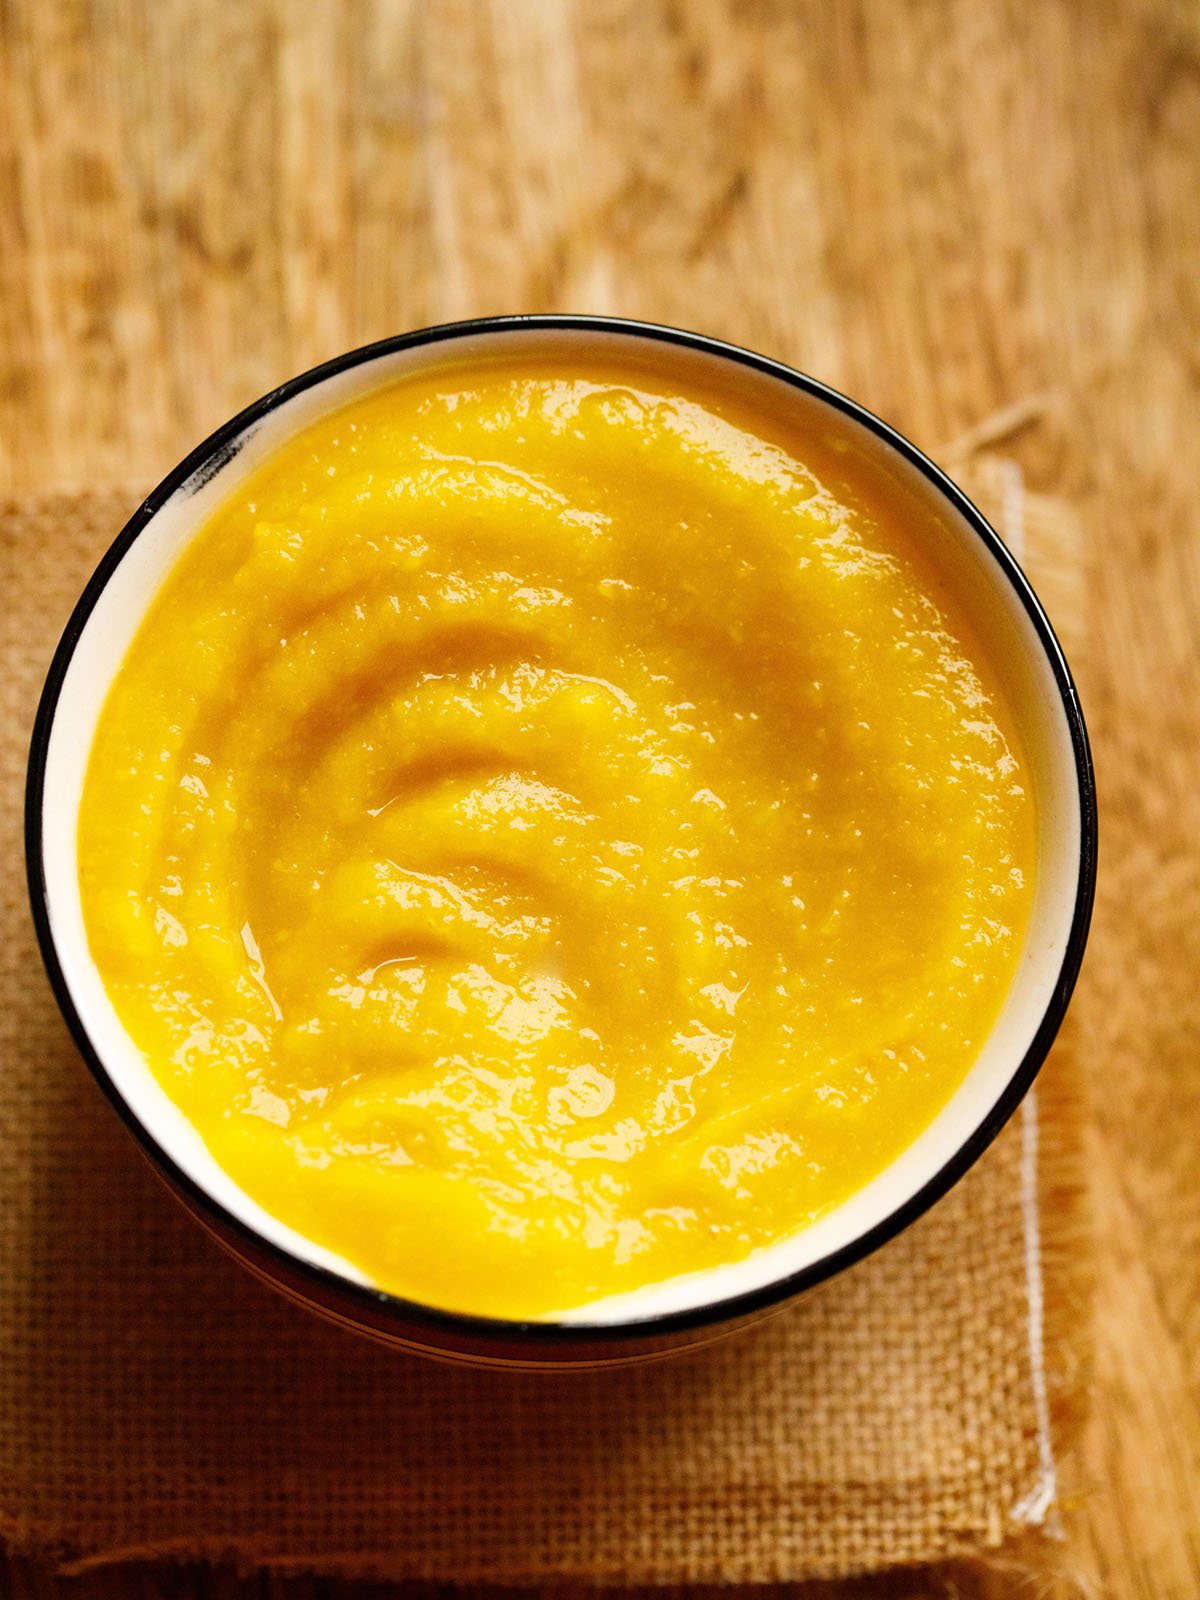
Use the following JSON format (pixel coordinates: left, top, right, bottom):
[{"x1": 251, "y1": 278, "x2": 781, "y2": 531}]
[{"x1": 26, "y1": 317, "x2": 1097, "y2": 1366}]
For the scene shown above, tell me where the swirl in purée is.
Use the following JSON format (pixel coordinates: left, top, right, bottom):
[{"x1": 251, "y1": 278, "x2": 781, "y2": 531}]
[{"x1": 79, "y1": 355, "x2": 1033, "y2": 1319}]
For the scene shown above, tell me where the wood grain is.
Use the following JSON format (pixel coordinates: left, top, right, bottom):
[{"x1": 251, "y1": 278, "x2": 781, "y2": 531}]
[{"x1": 1, "y1": 1, "x2": 1197, "y2": 1596}]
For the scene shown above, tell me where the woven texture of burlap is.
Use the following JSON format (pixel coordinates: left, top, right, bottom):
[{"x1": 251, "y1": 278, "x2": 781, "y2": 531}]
[{"x1": 0, "y1": 469, "x2": 1088, "y2": 1584}]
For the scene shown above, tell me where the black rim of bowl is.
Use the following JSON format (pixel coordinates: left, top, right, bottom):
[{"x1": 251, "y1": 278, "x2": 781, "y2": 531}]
[{"x1": 25, "y1": 314, "x2": 1099, "y2": 1350}]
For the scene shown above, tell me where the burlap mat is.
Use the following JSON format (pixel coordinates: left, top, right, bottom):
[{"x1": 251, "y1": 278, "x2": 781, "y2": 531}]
[{"x1": 0, "y1": 467, "x2": 1090, "y2": 1586}]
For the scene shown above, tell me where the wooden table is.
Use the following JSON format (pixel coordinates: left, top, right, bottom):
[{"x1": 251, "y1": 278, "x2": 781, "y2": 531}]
[{"x1": 2, "y1": 2, "x2": 1197, "y2": 1596}]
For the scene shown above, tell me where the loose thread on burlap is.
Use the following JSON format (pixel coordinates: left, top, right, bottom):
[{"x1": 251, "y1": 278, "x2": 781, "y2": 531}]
[
  {"x1": 999, "y1": 459, "x2": 1060, "y2": 1534},
  {"x1": 1013, "y1": 1093, "x2": 1060, "y2": 1531}
]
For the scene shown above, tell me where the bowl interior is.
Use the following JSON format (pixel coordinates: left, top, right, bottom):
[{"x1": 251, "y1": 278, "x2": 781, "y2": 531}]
[{"x1": 34, "y1": 324, "x2": 1088, "y2": 1329}]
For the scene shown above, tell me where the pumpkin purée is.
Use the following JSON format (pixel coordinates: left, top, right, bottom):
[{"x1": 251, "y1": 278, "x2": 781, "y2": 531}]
[{"x1": 78, "y1": 350, "x2": 1034, "y2": 1319}]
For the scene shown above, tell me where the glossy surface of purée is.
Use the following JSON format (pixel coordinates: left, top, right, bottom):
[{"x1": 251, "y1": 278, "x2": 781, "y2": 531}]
[{"x1": 77, "y1": 346, "x2": 1033, "y2": 1322}]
